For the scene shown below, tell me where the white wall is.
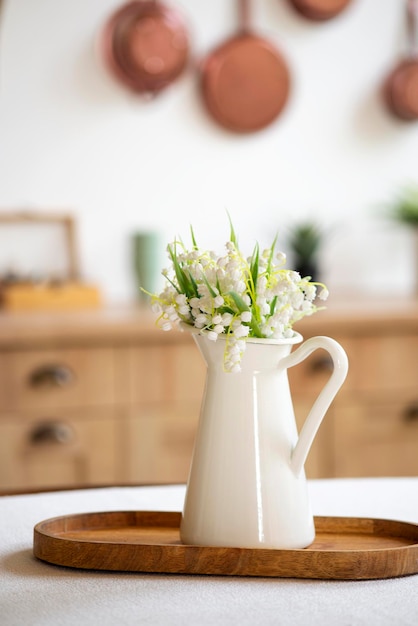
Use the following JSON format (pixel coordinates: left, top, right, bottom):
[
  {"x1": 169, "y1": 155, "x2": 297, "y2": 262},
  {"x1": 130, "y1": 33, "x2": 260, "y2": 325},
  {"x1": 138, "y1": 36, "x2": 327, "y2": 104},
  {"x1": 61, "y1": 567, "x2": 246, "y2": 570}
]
[{"x1": 0, "y1": 0, "x2": 417, "y2": 303}]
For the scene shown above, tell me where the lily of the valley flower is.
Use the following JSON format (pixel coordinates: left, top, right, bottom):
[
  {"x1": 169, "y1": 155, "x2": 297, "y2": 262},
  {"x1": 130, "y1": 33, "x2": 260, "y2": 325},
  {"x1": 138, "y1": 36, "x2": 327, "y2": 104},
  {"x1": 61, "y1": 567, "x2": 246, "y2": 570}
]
[{"x1": 150, "y1": 224, "x2": 328, "y2": 372}]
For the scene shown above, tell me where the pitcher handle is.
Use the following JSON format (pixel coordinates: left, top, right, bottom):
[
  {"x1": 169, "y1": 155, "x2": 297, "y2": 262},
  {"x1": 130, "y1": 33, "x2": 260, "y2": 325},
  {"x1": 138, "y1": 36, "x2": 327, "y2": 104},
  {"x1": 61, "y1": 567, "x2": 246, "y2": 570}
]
[{"x1": 279, "y1": 336, "x2": 349, "y2": 478}]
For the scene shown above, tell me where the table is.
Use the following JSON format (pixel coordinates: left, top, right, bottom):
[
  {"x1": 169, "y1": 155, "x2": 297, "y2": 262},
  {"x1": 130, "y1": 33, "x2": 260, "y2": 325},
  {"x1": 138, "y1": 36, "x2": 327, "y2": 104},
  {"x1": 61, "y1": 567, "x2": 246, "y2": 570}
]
[{"x1": 1, "y1": 478, "x2": 418, "y2": 625}]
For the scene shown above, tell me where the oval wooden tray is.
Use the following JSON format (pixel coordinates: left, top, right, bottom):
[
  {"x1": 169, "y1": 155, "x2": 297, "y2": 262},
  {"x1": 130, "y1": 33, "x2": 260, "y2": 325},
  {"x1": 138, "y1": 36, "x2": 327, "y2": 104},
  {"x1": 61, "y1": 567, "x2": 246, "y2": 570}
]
[{"x1": 33, "y1": 511, "x2": 418, "y2": 580}]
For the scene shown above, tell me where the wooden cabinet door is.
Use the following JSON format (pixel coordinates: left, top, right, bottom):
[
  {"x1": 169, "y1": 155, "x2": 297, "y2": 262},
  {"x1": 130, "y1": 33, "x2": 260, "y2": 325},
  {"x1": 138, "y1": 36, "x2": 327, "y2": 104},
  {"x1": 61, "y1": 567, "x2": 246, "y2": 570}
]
[
  {"x1": 293, "y1": 396, "x2": 335, "y2": 479},
  {"x1": 126, "y1": 340, "x2": 206, "y2": 483},
  {"x1": 126, "y1": 406, "x2": 199, "y2": 483},
  {"x1": 333, "y1": 396, "x2": 418, "y2": 477}
]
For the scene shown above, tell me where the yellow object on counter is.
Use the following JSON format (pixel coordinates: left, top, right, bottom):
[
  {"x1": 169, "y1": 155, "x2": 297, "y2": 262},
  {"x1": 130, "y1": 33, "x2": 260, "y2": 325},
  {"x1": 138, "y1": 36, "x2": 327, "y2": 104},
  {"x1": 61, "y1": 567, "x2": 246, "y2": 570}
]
[{"x1": 1, "y1": 282, "x2": 101, "y2": 311}]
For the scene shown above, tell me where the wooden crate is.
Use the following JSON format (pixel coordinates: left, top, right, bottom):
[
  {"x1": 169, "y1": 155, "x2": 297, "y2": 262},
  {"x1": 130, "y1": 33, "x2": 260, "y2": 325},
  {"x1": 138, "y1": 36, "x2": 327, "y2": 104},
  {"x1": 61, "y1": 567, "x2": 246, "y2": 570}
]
[{"x1": 0, "y1": 212, "x2": 101, "y2": 311}]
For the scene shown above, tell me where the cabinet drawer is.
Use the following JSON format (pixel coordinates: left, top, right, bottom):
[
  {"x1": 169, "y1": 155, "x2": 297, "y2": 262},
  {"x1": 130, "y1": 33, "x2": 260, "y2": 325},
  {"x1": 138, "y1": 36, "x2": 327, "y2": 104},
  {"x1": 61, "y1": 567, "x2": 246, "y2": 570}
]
[
  {"x1": 288, "y1": 334, "x2": 418, "y2": 395},
  {"x1": 341, "y1": 335, "x2": 418, "y2": 393},
  {"x1": 0, "y1": 348, "x2": 117, "y2": 411},
  {"x1": 128, "y1": 341, "x2": 206, "y2": 406},
  {"x1": 126, "y1": 405, "x2": 199, "y2": 484},
  {"x1": 0, "y1": 407, "x2": 121, "y2": 491},
  {"x1": 334, "y1": 396, "x2": 418, "y2": 477}
]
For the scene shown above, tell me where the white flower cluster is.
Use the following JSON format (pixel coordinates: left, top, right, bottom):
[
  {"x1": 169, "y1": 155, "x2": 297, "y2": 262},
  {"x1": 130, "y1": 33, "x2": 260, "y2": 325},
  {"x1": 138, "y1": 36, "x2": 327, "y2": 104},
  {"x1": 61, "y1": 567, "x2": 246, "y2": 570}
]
[{"x1": 151, "y1": 236, "x2": 328, "y2": 373}]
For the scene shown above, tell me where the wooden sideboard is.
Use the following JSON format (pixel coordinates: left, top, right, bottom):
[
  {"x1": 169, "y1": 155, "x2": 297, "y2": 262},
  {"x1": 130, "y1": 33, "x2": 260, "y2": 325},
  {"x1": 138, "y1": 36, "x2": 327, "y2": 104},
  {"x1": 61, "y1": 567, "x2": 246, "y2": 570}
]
[
  {"x1": 290, "y1": 297, "x2": 418, "y2": 479},
  {"x1": 0, "y1": 296, "x2": 417, "y2": 492}
]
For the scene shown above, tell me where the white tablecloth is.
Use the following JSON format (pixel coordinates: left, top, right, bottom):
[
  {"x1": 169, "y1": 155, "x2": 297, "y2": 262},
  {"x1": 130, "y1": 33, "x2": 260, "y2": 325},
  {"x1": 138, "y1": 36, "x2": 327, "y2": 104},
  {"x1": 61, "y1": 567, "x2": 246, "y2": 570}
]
[{"x1": 1, "y1": 478, "x2": 418, "y2": 626}]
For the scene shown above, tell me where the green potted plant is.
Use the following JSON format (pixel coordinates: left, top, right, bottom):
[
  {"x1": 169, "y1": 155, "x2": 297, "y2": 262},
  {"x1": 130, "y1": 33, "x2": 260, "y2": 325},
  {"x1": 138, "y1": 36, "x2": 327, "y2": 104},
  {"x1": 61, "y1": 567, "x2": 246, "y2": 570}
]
[
  {"x1": 386, "y1": 185, "x2": 418, "y2": 295},
  {"x1": 287, "y1": 221, "x2": 324, "y2": 282},
  {"x1": 387, "y1": 185, "x2": 418, "y2": 226}
]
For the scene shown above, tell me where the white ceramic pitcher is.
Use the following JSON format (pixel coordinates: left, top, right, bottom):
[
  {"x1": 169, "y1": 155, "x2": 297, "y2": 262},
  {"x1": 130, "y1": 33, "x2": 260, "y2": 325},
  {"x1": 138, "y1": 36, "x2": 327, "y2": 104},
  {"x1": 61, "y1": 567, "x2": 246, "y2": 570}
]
[{"x1": 180, "y1": 330, "x2": 348, "y2": 550}]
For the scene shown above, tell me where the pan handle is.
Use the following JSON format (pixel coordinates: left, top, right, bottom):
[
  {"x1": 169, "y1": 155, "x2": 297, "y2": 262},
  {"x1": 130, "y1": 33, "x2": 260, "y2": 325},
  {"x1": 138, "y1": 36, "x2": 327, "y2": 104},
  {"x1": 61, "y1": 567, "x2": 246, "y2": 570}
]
[
  {"x1": 238, "y1": 0, "x2": 251, "y2": 33},
  {"x1": 407, "y1": 0, "x2": 418, "y2": 57}
]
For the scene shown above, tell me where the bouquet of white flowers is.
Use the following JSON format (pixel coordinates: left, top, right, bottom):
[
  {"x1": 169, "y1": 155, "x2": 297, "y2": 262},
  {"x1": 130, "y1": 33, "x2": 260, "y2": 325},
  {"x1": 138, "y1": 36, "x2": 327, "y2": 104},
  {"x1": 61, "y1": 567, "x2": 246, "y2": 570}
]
[{"x1": 150, "y1": 223, "x2": 328, "y2": 372}]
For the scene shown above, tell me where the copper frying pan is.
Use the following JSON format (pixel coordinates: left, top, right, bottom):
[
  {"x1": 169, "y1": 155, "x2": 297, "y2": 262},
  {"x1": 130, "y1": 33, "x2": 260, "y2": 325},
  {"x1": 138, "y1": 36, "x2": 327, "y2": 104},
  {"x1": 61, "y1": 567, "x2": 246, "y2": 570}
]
[
  {"x1": 200, "y1": 0, "x2": 291, "y2": 133},
  {"x1": 101, "y1": 0, "x2": 190, "y2": 96},
  {"x1": 288, "y1": 0, "x2": 352, "y2": 22},
  {"x1": 384, "y1": 0, "x2": 418, "y2": 121}
]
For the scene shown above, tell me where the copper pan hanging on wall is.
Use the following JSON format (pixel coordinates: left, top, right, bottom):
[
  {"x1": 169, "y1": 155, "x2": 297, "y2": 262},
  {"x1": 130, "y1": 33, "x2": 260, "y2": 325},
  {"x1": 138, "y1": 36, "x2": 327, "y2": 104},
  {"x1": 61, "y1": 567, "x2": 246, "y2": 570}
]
[
  {"x1": 384, "y1": 0, "x2": 418, "y2": 121},
  {"x1": 199, "y1": 0, "x2": 291, "y2": 133},
  {"x1": 288, "y1": 0, "x2": 352, "y2": 22},
  {"x1": 101, "y1": 0, "x2": 190, "y2": 96}
]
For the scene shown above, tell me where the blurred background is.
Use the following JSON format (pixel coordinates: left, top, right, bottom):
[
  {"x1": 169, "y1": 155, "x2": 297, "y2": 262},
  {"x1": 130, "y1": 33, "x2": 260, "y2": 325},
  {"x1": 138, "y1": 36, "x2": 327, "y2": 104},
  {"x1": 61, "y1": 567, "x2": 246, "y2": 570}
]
[
  {"x1": 0, "y1": 0, "x2": 417, "y2": 492},
  {"x1": 0, "y1": 0, "x2": 417, "y2": 298}
]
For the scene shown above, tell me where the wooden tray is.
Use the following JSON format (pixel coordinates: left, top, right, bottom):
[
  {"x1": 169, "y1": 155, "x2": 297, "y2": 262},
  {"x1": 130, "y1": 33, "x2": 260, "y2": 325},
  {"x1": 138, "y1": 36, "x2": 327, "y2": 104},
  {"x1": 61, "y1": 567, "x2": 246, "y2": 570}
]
[{"x1": 33, "y1": 511, "x2": 418, "y2": 580}]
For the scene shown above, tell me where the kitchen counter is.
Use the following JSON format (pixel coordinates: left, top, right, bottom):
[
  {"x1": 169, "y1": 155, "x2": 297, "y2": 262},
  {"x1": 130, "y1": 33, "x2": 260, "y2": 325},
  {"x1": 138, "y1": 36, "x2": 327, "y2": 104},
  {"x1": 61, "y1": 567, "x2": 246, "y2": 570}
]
[
  {"x1": 1, "y1": 478, "x2": 418, "y2": 625},
  {"x1": 0, "y1": 295, "x2": 417, "y2": 348}
]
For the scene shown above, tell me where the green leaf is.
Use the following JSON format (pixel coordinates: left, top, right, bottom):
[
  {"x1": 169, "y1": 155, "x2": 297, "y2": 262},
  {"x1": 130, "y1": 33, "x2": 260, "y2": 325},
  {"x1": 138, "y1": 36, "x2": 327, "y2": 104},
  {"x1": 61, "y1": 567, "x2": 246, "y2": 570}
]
[
  {"x1": 228, "y1": 291, "x2": 250, "y2": 313},
  {"x1": 164, "y1": 275, "x2": 181, "y2": 294},
  {"x1": 187, "y1": 270, "x2": 199, "y2": 297},
  {"x1": 227, "y1": 212, "x2": 238, "y2": 248},
  {"x1": 184, "y1": 272, "x2": 198, "y2": 298},
  {"x1": 168, "y1": 243, "x2": 194, "y2": 297},
  {"x1": 217, "y1": 305, "x2": 235, "y2": 315},
  {"x1": 201, "y1": 272, "x2": 217, "y2": 298},
  {"x1": 249, "y1": 318, "x2": 263, "y2": 338},
  {"x1": 266, "y1": 234, "x2": 278, "y2": 275},
  {"x1": 250, "y1": 242, "x2": 259, "y2": 293},
  {"x1": 269, "y1": 295, "x2": 278, "y2": 317},
  {"x1": 190, "y1": 225, "x2": 198, "y2": 249}
]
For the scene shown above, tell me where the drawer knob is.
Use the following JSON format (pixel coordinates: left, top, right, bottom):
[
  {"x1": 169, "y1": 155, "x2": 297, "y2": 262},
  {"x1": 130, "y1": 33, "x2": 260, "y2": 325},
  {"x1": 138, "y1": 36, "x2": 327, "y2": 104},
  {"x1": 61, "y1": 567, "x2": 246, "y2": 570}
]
[
  {"x1": 404, "y1": 404, "x2": 418, "y2": 422},
  {"x1": 29, "y1": 421, "x2": 75, "y2": 445},
  {"x1": 29, "y1": 365, "x2": 75, "y2": 389}
]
